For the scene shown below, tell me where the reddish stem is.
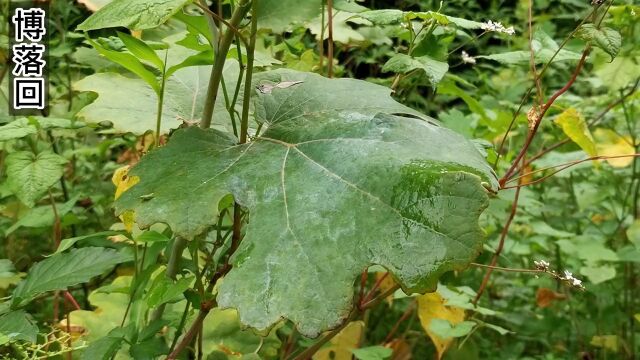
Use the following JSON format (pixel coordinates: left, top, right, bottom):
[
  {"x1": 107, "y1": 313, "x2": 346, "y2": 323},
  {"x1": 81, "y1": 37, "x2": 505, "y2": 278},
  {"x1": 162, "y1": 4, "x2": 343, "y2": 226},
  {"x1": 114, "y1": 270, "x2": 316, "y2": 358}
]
[
  {"x1": 63, "y1": 291, "x2": 81, "y2": 310},
  {"x1": 473, "y1": 175, "x2": 523, "y2": 305},
  {"x1": 500, "y1": 49, "x2": 590, "y2": 187}
]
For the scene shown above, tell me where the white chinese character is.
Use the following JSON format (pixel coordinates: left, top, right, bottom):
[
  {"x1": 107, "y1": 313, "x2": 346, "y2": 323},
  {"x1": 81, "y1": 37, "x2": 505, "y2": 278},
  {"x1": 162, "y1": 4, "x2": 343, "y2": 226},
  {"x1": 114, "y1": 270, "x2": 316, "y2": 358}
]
[
  {"x1": 12, "y1": 8, "x2": 47, "y2": 42},
  {"x1": 12, "y1": 43, "x2": 46, "y2": 77}
]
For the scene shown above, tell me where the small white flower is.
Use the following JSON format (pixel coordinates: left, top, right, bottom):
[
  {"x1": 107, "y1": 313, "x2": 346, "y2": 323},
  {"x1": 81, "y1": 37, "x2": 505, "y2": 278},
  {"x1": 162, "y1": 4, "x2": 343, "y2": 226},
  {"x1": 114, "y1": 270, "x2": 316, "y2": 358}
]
[
  {"x1": 461, "y1": 50, "x2": 476, "y2": 64},
  {"x1": 534, "y1": 260, "x2": 550, "y2": 271},
  {"x1": 561, "y1": 270, "x2": 584, "y2": 289},
  {"x1": 563, "y1": 270, "x2": 573, "y2": 279},
  {"x1": 481, "y1": 20, "x2": 516, "y2": 35},
  {"x1": 631, "y1": 9, "x2": 637, "y2": 16}
]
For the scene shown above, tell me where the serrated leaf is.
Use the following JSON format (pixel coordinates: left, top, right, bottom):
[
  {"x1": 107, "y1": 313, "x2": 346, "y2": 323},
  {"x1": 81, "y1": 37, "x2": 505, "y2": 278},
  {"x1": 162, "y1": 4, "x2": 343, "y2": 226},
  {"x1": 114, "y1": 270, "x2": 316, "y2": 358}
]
[
  {"x1": 382, "y1": 53, "x2": 448, "y2": 85},
  {"x1": 77, "y1": 0, "x2": 190, "y2": 31},
  {"x1": 55, "y1": 231, "x2": 125, "y2": 255},
  {"x1": 0, "y1": 310, "x2": 38, "y2": 344},
  {"x1": 116, "y1": 69, "x2": 496, "y2": 337},
  {"x1": 554, "y1": 108, "x2": 597, "y2": 157},
  {"x1": 6, "y1": 151, "x2": 68, "y2": 208},
  {"x1": 417, "y1": 292, "x2": 466, "y2": 360},
  {"x1": 11, "y1": 247, "x2": 131, "y2": 308},
  {"x1": 74, "y1": 62, "x2": 239, "y2": 134},
  {"x1": 575, "y1": 24, "x2": 621, "y2": 60}
]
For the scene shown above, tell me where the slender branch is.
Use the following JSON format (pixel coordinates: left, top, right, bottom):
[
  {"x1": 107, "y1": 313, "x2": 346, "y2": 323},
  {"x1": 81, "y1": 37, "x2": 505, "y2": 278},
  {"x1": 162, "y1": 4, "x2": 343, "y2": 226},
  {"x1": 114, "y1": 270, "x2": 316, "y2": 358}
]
[
  {"x1": 499, "y1": 48, "x2": 590, "y2": 187},
  {"x1": 473, "y1": 171, "x2": 523, "y2": 305},
  {"x1": 493, "y1": 6, "x2": 597, "y2": 169},
  {"x1": 167, "y1": 301, "x2": 214, "y2": 359},
  {"x1": 326, "y1": 0, "x2": 334, "y2": 78},
  {"x1": 194, "y1": 1, "x2": 249, "y2": 47},
  {"x1": 503, "y1": 154, "x2": 640, "y2": 189},
  {"x1": 155, "y1": 51, "x2": 168, "y2": 147},
  {"x1": 200, "y1": 1, "x2": 252, "y2": 129},
  {"x1": 470, "y1": 263, "x2": 544, "y2": 274},
  {"x1": 240, "y1": 0, "x2": 258, "y2": 143}
]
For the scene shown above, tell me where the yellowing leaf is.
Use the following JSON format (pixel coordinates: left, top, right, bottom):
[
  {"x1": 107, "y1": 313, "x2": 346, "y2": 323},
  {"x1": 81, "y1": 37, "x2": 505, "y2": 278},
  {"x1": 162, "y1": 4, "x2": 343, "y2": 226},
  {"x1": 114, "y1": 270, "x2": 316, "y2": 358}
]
[
  {"x1": 594, "y1": 128, "x2": 636, "y2": 168},
  {"x1": 376, "y1": 272, "x2": 397, "y2": 306},
  {"x1": 314, "y1": 321, "x2": 364, "y2": 360},
  {"x1": 112, "y1": 166, "x2": 139, "y2": 232},
  {"x1": 555, "y1": 108, "x2": 597, "y2": 157},
  {"x1": 417, "y1": 292, "x2": 465, "y2": 360},
  {"x1": 590, "y1": 335, "x2": 619, "y2": 352}
]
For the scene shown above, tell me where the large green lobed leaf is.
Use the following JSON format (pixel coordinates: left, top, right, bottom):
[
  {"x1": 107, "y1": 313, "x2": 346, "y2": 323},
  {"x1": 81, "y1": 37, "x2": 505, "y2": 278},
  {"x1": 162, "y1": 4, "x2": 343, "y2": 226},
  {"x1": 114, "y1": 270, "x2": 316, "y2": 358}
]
[{"x1": 116, "y1": 69, "x2": 497, "y2": 337}]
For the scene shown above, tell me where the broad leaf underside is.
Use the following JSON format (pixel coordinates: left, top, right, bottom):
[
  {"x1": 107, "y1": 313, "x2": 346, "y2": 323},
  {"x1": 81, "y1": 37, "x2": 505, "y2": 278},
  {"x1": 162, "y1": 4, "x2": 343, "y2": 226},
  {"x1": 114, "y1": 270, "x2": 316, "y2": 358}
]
[{"x1": 116, "y1": 70, "x2": 497, "y2": 337}]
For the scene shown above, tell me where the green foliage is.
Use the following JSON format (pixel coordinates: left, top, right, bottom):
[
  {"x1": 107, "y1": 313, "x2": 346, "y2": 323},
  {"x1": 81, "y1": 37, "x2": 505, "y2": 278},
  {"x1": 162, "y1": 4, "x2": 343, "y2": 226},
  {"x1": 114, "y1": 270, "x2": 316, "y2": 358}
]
[{"x1": 11, "y1": 248, "x2": 131, "y2": 308}]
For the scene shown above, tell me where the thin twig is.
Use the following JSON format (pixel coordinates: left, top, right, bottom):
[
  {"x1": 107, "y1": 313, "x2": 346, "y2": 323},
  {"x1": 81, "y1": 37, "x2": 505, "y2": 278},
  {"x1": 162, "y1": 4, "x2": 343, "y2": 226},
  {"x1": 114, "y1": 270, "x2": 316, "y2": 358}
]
[{"x1": 326, "y1": 0, "x2": 334, "y2": 78}]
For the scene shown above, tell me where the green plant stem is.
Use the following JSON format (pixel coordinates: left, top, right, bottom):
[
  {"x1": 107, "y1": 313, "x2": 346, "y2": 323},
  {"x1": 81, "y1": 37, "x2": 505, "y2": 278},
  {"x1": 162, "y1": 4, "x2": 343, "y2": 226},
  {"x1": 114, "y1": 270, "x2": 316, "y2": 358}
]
[
  {"x1": 150, "y1": 237, "x2": 188, "y2": 322},
  {"x1": 240, "y1": 0, "x2": 258, "y2": 143},
  {"x1": 200, "y1": 1, "x2": 252, "y2": 129}
]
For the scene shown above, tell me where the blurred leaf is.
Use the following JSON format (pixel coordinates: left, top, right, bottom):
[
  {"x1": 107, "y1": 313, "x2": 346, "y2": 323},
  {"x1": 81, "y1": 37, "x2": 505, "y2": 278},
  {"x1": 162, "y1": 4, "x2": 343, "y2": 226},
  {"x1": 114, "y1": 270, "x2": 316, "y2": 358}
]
[
  {"x1": 81, "y1": 326, "x2": 129, "y2": 360},
  {"x1": 478, "y1": 31, "x2": 581, "y2": 65},
  {"x1": 11, "y1": 247, "x2": 131, "y2": 308},
  {"x1": 535, "y1": 288, "x2": 566, "y2": 308},
  {"x1": 6, "y1": 151, "x2": 68, "y2": 208},
  {"x1": 257, "y1": 0, "x2": 321, "y2": 32},
  {"x1": 382, "y1": 53, "x2": 448, "y2": 85},
  {"x1": 590, "y1": 335, "x2": 619, "y2": 352},
  {"x1": 575, "y1": 24, "x2": 621, "y2": 60},
  {"x1": 627, "y1": 220, "x2": 640, "y2": 249},
  {"x1": 5, "y1": 196, "x2": 79, "y2": 235},
  {"x1": 594, "y1": 128, "x2": 636, "y2": 168},
  {"x1": 595, "y1": 57, "x2": 640, "y2": 90},
  {"x1": 554, "y1": 108, "x2": 597, "y2": 157},
  {"x1": 146, "y1": 274, "x2": 193, "y2": 308},
  {"x1": 580, "y1": 265, "x2": 616, "y2": 284},
  {"x1": 314, "y1": 321, "x2": 364, "y2": 360},
  {"x1": 352, "y1": 346, "x2": 393, "y2": 360},
  {"x1": 55, "y1": 231, "x2": 125, "y2": 255},
  {"x1": 0, "y1": 117, "x2": 82, "y2": 141},
  {"x1": 0, "y1": 310, "x2": 38, "y2": 344}
]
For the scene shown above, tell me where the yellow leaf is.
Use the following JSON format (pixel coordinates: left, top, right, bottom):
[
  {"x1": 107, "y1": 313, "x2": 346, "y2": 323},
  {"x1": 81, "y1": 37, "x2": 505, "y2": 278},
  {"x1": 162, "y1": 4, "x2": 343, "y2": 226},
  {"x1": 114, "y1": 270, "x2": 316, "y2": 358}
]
[
  {"x1": 555, "y1": 108, "x2": 597, "y2": 157},
  {"x1": 635, "y1": 314, "x2": 640, "y2": 323},
  {"x1": 376, "y1": 272, "x2": 397, "y2": 306},
  {"x1": 112, "y1": 166, "x2": 139, "y2": 232},
  {"x1": 417, "y1": 292, "x2": 465, "y2": 360},
  {"x1": 590, "y1": 335, "x2": 619, "y2": 352},
  {"x1": 314, "y1": 321, "x2": 364, "y2": 360},
  {"x1": 594, "y1": 128, "x2": 636, "y2": 168}
]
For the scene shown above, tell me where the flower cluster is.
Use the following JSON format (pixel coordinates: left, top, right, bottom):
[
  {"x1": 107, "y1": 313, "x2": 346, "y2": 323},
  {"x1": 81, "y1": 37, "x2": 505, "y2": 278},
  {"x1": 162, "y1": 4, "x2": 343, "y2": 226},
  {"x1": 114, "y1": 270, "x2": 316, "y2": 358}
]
[
  {"x1": 461, "y1": 50, "x2": 476, "y2": 64},
  {"x1": 481, "y1": 20, "x2": 516, "y2": 35},
  {"x1": 532, "y1": 259, "x2": 585, "y2": 290},
  {"x1": 561, "y1": 270, "x2": 584, "y2": 290},
  {"x1": 534, "y1": 260, "x2": 550, "y2": 271}
]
